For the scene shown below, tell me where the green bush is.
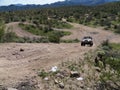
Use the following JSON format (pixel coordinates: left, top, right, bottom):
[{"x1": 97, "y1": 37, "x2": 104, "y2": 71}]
[
  {"x1": 98, "y1": 42, "x2": 120, "y2": 87},
  {"x1": 19, "y1": 23, "x2": 53, "y2": 36},
  {"x1": 61, "y1": 31, "x2": 71, "y2": 36},
  {"x1": 100, "y1": 71, "x2": 114, "y2": 83},
  {"x1": 48, "y1": 31, "x2": 60, "y2": 43},
  {"x1": 0, "y1": 25, "x2": 5, "y2": 42},
  {"x1": 2, "y1": 31, "x2": 18, "y2": 42},
  {"x1": 114, "y1": 25, "x2": 120, "y2": 34},
  {"x1": 68, "y1": 64, "x2": 79, "y2": 71},
  {"x1": 19, "y1": 23, "x2": 71, "y2": 43},
  {"x1": 38, "y1": 69, "x2": 49, "y2": 79}
]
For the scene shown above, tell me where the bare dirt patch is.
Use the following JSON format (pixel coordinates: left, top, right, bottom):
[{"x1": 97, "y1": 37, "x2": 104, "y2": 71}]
[{"x1": 0, "y1": 43, "x2": 94, "y2": 87}]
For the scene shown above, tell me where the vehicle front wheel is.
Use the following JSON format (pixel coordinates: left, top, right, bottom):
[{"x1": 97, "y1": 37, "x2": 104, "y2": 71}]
[
  {"x1": 81, "y1": 43, "x2": 85, "y2": 46},
  {"x1": 90, "y1": 43, "x2": 93, "y2": 47}
]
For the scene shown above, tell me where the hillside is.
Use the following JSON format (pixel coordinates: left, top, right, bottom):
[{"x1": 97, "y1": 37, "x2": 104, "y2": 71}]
[
  {"x1": 0, "y1": 1, "x2": 120, "y2": 90},
  {"x1": 0, "y1": 22, "x2": 120, "y2": 90},
  {"x1": 0, "y1": 0, "x2": 120, "y2": 12},
  {"x1": 0, "y1": 2, "x2": 120, "y2": 35}
]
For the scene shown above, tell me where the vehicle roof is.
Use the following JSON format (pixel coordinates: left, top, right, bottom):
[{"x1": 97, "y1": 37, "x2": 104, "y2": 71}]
[{"x1": 83, "y1": 36, "x2": 92, "y2": 39}]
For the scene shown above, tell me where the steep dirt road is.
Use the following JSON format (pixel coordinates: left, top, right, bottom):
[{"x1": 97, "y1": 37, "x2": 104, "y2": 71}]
[{"x1": 0, "y1": 22, "x2": 120, "y2": 87}]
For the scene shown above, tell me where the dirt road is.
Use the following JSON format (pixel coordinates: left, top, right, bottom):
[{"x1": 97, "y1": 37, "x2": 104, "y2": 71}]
[
  {"x1": 0, "y1": 22, "x2": 120, "y2": 87},
  {"x1": 62, "y1": 23, "x2": 120, "y2": 45}
]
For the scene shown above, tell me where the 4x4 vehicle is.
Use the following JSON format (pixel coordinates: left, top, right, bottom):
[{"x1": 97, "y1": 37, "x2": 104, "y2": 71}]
[{"x1": 81, "y1": 36, "x2": 93, "y2": 46}]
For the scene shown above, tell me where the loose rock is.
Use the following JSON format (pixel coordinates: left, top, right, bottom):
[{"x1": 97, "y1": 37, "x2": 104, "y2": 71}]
[
  {"x1": 59, "y1": 82, "x2": 64, "y2": 89},
  {"x1": 54, "y1": 79, "x2": 59, "y2": 84},
  {"x1": 0, "y1": 85, "x2": 7, "y2": 90},
  {"x1": 70, "y1": 71, "x2": 80, "y2": 78},
  {"x1": 44, "y1": 77, "x2": 49, "y2": 81},
  {"x1": 76, "y1": 77, "x2": 84, "y2": 81}
]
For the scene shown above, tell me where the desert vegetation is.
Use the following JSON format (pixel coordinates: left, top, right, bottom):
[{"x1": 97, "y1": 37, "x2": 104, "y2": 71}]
[
  {"x1": 0, "y1": 2, "x2": 120, "y2": 34},
  {"x1": 19, "y1": 23, "x2": 71, "y2": 43},
  {"x1": 0, "y1": 21, "x2": 19, "y2": 43},
  {"x1": 0, "y1": 1, "x2": 120, "y2": 90},
  {"x1": 0, "y1": 21, "x2": 4, "y2": 42},
  {"x1": 0, "y1": 2, "x2": 120, "y2": 43},
  {"x1": 97, "y1": 41, "x2": 120, "y2": 89}
]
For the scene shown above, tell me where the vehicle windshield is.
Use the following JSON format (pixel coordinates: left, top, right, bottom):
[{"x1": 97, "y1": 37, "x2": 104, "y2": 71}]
[{"x1": 83, "y1": 36, "x2": 92, "y2": 39}]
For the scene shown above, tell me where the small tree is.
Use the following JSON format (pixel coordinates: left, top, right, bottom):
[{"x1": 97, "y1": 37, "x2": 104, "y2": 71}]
[{"x1": 48, "y1": 31, "x2": 60, "y2": 43}]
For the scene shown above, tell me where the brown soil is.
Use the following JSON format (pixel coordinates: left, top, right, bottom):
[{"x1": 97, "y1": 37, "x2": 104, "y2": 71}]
[{"x1": 0, "y1": 22, "x2": 120, "y2": 87}]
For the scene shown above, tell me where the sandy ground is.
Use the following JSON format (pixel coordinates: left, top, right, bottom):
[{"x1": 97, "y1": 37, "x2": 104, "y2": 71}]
[{"x1": 0, "y1": 22, "x2": 120, "y2": 87}]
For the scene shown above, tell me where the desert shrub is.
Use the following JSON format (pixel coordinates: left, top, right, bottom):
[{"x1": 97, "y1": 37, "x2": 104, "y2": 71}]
[
  {"x1": 31, "y1": 37, "x2": 49, "y2": 43},
  {"x1": 19, "y1": 23, "x2": 45, "y2": 36},
  {"x1": 60, "y1": 31, "x2": 71, "y2": 36},
  {"x1": 2, "y1": 31, "x2": 18, "y2": 42},
  {"x1": 21, "y1": 18, "x2": 26, "y2": 22},
  {"x1": 0, "y1": 23, "x2": 22, "y2": 43},
  {"x1": 38, "y1": 37, "x2": 49, "y2": 43},
  {"x1": 0, "y1": 25, "x2": 4, "y2": 42},
  {"x1": 48, "y1": 20, "x2": 73, "y2": 29},
  {"x1": 48, "y1": 31, "x2": 61, "y2": 43},
  {"x1": 105, "y1": 43, "x2": 120, "y2": 73},
  {"x1": 101, "y1": 39, "x2": 112, "y2": 51},
  {"x1": 68, "y1": 64, "x2": 79, "y2": 71},
  {"x1": 38, "y1": 69, "x2": 49, "y2": 79},
  {"x1": 98, "y1": 42, "x2": 120, "y2": 89},
  {"x1": 67, "y1": 17, "x2": 77, "y2": 23},
  {"x1": 113, "y1": 24, "x2": 120, "y2": 34},
  {"x1": 19, "y1": 23, "x2": 71, "y2": 43}
]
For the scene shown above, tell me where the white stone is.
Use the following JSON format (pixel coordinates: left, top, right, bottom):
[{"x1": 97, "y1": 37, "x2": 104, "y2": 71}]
[
  {"x1": 44, "y1": 77, "x2": 49, "y2": 81},
  {"x1": 50, "y1": 66, "x2": 58, "y2": 72},
  {"x1": 8, "y1": 88, "x2": 18, "y2": 90},
  {"x1": 76, "y1": 77, "x2": 84, "y2": 81}
]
